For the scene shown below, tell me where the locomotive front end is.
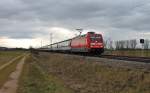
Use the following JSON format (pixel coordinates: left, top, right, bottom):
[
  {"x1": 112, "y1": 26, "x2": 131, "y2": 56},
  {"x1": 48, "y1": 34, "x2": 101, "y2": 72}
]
[{"x1": 87, "y1": 32, "x2": 104, "y2": 54}]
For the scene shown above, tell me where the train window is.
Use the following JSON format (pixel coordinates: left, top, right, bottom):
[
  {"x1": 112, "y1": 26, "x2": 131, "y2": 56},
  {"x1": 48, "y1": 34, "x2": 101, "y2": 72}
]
[
  {"x1": 58, "y1": 40, "x2": 71, "y2": 47},
  {"x1": 81, "y1": 35, "x2": 86, "y2": 37},
  {"x1": 90, "y1": 35, "x2": 102, "y2": 42},
  {"x1": 88, "y1": 32, "x2": 95, "y2": 34},
  {"x1": 52, "y1": 44, "x2": 58, "y2": 48}
]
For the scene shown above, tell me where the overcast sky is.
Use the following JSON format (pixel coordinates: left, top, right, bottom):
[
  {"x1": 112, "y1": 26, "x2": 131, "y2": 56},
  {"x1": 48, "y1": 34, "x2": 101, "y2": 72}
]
[{"x1": 0, "y1": 0, "x2": 150, "y2": 48}]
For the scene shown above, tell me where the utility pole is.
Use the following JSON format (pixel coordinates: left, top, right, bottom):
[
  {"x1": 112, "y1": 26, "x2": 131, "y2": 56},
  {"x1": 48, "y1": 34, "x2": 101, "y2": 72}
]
[{"x1": 76, "y1": 28, "x2": 83, "y2": 36}]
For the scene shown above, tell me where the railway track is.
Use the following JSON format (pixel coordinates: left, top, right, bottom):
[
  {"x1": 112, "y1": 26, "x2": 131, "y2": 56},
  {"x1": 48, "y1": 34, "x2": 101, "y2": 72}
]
[
  {"x1": 35, "y1": 50, "x2": 150, "y2": 63},
  {"x1": 63, "y1": 52, "x2": 150, "y2": 63},
  {"x1": 66, "y1": 53, "x2": 150, "y2": 63},
  {"x1": 100, "y1": 55, "x2": 150, "y2": 63}
]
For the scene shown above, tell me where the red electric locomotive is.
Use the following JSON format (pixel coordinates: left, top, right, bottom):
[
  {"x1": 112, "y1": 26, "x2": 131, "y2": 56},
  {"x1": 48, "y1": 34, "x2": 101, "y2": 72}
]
[
  {"x1": 41, "y1": 32, "x2": 104, "y2": 55},
  {"x1": 71, "y1": 32, "x2": 104, "y2": 54}
]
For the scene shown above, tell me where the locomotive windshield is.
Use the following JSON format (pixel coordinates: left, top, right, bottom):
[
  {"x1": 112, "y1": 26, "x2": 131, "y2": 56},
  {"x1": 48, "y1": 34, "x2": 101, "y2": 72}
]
[{"x1": 90, "y1": 34, "x2": 102, "y2": 42}]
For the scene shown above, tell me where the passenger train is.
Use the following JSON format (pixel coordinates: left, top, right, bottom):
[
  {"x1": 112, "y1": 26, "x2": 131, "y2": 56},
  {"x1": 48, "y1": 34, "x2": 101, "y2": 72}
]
[{"x1": 40, "y1": 32, "x2": 104, "y2": 55}]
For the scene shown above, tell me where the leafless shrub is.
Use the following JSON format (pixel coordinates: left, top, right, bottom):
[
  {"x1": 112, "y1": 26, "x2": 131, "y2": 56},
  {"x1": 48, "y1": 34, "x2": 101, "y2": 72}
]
[
  {"x1": 115, "y1": 39, "x2": 137, "y2": 50},
  {"x1": 144, "y1": 39, "x2": 150, "y2": 49},
  {"x1": 130, "y1": 39, "x2": 137, "y2": 49},
  {"x1": 104, "y1": 40, "x2": 108, "y2": 49}
]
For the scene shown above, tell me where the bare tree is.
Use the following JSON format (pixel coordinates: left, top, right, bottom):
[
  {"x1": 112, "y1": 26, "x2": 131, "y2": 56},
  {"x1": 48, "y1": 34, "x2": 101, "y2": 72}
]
[
  {"x1": 120, "y1": 41, "x2": 126, "y2": 49},
  {"x1": 109, "y1": 40, "x2": 114, "y2": 50},
  {"x1": 106, "y1": 38, "x2": 114, "y2": 50},
  {"x1": 144, "y1": 39, "x2": 150, "y2": 49},
  {"x1": 115, "y1": 39, "x2": 137, "y2": 50},
  {"x1": 130, "y1": 39, "x2": 137, "y2": 49},
  {"x1": 104, "y1": 40, "x2": 108, "y2": 49},
  {"x1": 115, "y1": 41, "x2": 120, "y2": 50},
  {"x1": 115, "y1": 40, "x2": 125, "y2": 50},
  {"x1": 125, "y1": 40, "x2": 130, "y2": 49}
]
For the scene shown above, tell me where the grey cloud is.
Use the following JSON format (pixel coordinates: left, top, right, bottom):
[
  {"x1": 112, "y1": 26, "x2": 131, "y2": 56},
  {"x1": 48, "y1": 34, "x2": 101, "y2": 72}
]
[{"x1": 0, "y1": 0, "x2": 150, "y2": 40}]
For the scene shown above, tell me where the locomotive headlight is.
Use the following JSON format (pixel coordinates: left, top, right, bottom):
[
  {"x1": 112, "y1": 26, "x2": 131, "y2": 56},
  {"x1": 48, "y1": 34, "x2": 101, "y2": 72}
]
[
  {"x1": 97, "y1": 43, "x2": 101, "y2": 45},
  {"x1": 91, "y1": 43, "x2": 102, "y2": 46},
  {"x1": 91, "y1": 43, "x2": 95, "y2": 45},
  {"x1": 91, "y1": 43, "x2": 103, "y2": 47}
]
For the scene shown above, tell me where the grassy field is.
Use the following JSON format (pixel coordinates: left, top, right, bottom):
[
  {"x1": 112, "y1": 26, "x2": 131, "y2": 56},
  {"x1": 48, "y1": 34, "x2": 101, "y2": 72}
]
[
  {"x1": 0, "y1": 56, "x2": 23, "y2": 87},
  {"x1": 17, "y1": 52, "x2": 150, "y2": 93},
  {"x1": 0, "y1": 51, "x2": 24, "y2": 66},
  {"x1": 0, "y1": 50, "x2": 25, "y2": 88},
  {"x1": 105, "y1": 50, "x2": 150, "y2": 57},
  {"x1": 17, "y1": 54, "x2": 74, "y2": 93}
]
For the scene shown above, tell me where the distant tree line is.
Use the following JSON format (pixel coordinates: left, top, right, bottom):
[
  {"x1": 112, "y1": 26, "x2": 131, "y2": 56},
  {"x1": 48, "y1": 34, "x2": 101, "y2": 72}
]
[
  {"x1": 0, "y1": 47, "x2": 27, "y2": 51},
  {"x1": 104, "y1": 39, "x2": 150, "y2": 50}
]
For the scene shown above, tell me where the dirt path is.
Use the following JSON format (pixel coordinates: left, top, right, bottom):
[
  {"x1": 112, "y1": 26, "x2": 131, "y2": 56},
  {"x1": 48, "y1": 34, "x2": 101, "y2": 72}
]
[
  {"x1": 0, "y1": 56, "x2": 26, "y2": 93},
  {"x1": 0, "y1": 55, "x2": 22, "y2": 71}
]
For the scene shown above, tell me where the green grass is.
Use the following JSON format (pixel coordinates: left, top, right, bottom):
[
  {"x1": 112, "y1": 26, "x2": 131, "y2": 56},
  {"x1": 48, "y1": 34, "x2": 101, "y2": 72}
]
[
  {"x1": 0, "y1": 56, "x2": 22, "y2": 87},
  {"x1": 17, "y1": 55, "x2": 74, "y2": 93}
]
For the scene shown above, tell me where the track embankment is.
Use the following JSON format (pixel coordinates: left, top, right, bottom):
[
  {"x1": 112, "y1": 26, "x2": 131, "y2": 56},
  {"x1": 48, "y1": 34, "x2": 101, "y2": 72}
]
[{"x1": 101, "y1": 55, "x2": 150, "y2": 63}]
